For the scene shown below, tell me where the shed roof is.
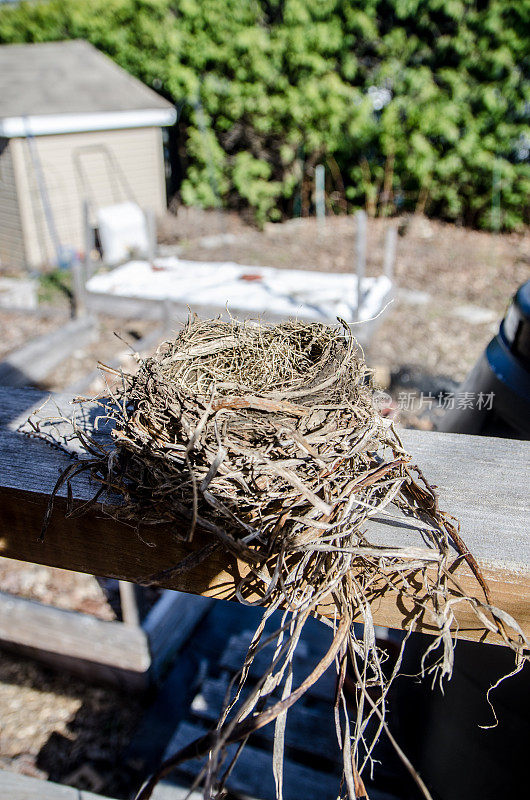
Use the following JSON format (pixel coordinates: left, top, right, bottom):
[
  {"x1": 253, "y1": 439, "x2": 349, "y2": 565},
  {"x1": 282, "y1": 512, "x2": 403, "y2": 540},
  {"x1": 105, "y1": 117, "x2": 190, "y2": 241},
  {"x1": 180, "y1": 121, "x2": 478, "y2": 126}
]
[{"x1": 0, "y1": 40, "x2": 176, "y2": 136}]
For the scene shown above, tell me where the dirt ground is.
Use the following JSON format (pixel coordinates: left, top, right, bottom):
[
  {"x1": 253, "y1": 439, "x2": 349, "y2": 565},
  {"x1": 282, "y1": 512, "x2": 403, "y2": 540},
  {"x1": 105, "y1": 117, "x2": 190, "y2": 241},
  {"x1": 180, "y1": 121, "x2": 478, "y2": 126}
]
[
  {"x1": 0, "y1": 310, "x2": 69, "y2": 361},
  {"x1": 0, "y1": 208, "x2": 528, "y2": 797},
  {"x1": 161, "y1": 207, "x2": 528, "y2": 304},
  {"x1": 161, "y1": 208, "x2": 529, "y2": 426},
  {"x1": 0, "y1": 560, "x2": 117, "y2": 621},
  {"x1": 161, "y1": 208, "x2": 529, "y2": 382},
  {"x1": 0, "y1": 649, "x2": 145, "y2": 797},
  {"x1": 3, "y1": 209, "x2": 528, "y2": 394},
  {"x1": 40, "y1": 315, "x2": 158, "y2": 394}
]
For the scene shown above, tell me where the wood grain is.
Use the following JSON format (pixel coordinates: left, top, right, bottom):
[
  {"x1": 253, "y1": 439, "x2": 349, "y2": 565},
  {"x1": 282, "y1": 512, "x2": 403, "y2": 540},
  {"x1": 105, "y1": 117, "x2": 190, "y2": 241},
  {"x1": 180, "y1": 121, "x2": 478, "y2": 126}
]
[
  {"x1": 0, "y1": 590, "x2": 150, "y2": 669},
  {"x1": 0, "y1": 387, "x2": 528, "y2": 645},
  {"x1": 0, "y1": 587, "x2": 212, "y2": 689},
  {"x1": 160, "y1": 720, "x2": 341, "y2": 800}
]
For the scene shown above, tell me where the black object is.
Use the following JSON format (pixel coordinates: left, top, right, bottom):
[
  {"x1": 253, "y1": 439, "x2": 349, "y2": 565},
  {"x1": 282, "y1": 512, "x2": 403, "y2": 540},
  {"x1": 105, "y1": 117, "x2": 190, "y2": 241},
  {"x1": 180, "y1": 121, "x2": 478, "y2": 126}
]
[
  {"x1": 394, "y1": 281, "x2": 530, "y2": 800},
  {"x1": 393, "y1": 633, "x2": 530, "y2": 800},
  {"x1": 438, "y1": 279, "x2": 530, "y2": 437}
]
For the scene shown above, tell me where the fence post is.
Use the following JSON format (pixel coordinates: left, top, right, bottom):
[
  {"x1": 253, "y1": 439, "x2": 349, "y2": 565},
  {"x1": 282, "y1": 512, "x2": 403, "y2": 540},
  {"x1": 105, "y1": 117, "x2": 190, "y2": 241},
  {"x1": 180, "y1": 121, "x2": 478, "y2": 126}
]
[
  {"x1": 315, "y1": 164, "x2": 325, "y2": 231},
  {"x1": 383, "y1": 226, "x2": 397, "y2": 280},
  {"x1": 71, "y1": 254, "x2": 86, "y2": 318},
  {"x1": 146, "y1": 208, "x2": 157, "y2": 264},
  {"x1": 355, "y1": 209, "x2": 367, "y2": 321}
]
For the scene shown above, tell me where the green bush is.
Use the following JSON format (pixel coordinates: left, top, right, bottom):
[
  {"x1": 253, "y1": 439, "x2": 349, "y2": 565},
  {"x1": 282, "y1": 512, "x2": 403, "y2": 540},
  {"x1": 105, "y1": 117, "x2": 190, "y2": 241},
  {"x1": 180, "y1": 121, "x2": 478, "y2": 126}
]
[{"x1": 1, "y1": 0, "x2": 528, "y2": 229}]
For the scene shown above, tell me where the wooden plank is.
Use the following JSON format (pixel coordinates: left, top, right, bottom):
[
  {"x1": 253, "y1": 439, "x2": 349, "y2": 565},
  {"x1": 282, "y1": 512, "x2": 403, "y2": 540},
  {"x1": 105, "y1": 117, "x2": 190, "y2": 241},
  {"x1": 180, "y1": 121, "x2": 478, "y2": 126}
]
[
  {"x1": 218, "y1": 631, "x2": 336, "y2": 703},
  {"x1": 85, "y1": 292, "x2": 170, "y2": 322},
  {"x1": 155, "y1": 721, "x2": 342, "y2": 800},
  {"x1": 158, "y1": 721, "x2": 399, "y2": 800},
  {"x1": 84, "y1": 291, "x2": 381, "y2": 347},
  {"x1": 0, "y1": 303, "x2": 66, "y2": 319},
  {"x1": 0, "y1": 577, "x2": 211, "y2": 689},
  {"x1": 0, "y1": 386, "x2": 528, "y2": 644},
  {"x1": 143, "y1": 590, "x2": 214, "y2": 679},
  {"x1": 0, "y1": 585, "x2": 211, "y2": 689},
  {"x1": 155, "y1": 721, "x2": 399, "y2": 800},
  {"x1": 0, "y1": 589, "x2": 150, "y2": 669},
  {"x1": 0, "y1": 590, "x2": 151, "y2": 689},
  {"x1": 0, "y1": 317, "x2": 97, "y2": 387},
  {"x1": 191, "y1": 677, "x2": 339, "y2": 760},
  {"x1": 150, "y1": 786, "x2": 203, "y2": 800},
  {"x1": 0, "y1": 769, "x2": 111, "y2": 799}
]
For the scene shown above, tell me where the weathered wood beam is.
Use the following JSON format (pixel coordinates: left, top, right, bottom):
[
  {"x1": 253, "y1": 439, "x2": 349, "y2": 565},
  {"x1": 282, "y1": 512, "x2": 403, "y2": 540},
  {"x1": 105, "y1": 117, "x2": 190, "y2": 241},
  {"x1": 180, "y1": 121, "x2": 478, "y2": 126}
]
[
  {"x1": 0, "y1": 590, "x2": 151, "y2": 689},
  {"x1": 0, "y1": 387, "x2": 528, "y2": 645},
  {"x1": 0, "y1": 770, "x2": 111, "y2": 800},
  {"x1": 0, "y1": 316, "x2": 97, "y2": 387},
  {"x1": 83, "y1": 291, "x2": 382, "y2": 347},
  {"x1": 0, "y1": 587, "x2": 212, "y2": 689}
]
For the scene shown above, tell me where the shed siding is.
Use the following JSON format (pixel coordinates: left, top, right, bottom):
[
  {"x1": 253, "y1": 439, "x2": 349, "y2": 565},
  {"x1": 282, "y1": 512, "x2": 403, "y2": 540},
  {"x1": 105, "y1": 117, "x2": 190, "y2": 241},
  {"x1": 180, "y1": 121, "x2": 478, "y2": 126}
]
[
  {"x1": 11, "y1": 127, "x2": 167, "y2": 269},
  {"x1": 0, "y1": 138, "x2": 26, "y2": 271}
]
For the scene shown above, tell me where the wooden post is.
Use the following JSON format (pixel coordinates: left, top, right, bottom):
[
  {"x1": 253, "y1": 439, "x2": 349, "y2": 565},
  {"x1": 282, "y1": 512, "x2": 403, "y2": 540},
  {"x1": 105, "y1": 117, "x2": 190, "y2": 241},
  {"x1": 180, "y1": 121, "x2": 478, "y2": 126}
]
[
  {"x1": 383, "y1": 226, "x2": 397, "y2": 279},
  {"x1": 355, "y1": 209, "x2": 367, "y2": 320},
  {"x1": 83, "y1": 199, "x2": 95, "y2": 279},
  {"x1": 315, "y1": 164, "x2": 325, "y2": 231},
  {"x1": 491, "y1": 158, "x2": 501, "y2": 232},
  {"x1": 119, "y1": 580, "x2": 145, "y2": 627},
  {"x1": 70, "y1": 255, "x2": 86, "y2": 318},
  {"x1": 146, "y1": 207, "x2": 157, "y2": 264},
  {"x1": 162, "y1": 298, "x2": 174, "y2": 336}
]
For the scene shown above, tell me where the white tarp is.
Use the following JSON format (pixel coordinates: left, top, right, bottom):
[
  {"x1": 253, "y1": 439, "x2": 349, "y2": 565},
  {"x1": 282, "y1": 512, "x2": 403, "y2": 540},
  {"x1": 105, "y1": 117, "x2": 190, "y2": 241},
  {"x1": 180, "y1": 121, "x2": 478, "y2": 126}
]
[{"x1": 86, "y1": 257, "x2": 393, "y2": 324}]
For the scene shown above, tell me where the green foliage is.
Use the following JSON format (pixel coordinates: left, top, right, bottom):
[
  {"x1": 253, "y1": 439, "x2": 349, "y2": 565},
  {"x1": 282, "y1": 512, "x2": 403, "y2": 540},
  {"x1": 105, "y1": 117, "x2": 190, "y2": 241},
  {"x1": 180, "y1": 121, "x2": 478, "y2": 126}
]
[
  {"x1": 232, "y1": 152, "x2": 282, "y2": 224},
  {"x1": 1, "y1": 0, "x2": 528, "y2": 229},
  {"x1": 37, "y1": 268, "x2": 72, "y2": 306}
]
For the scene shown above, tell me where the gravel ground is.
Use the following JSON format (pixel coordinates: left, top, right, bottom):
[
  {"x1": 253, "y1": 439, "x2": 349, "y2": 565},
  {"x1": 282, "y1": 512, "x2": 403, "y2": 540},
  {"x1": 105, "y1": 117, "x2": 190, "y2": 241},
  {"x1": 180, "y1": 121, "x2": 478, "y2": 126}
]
[
  {"x1": 40, "y1": 316, "x2": 159, "y2": 394},
  {"x1": 0, "y1": 310, "x2": 68, "y2": 361},
  {"x1": 0, "y1": 650, "x2": 145, "y2": 797},
  {"x1": 0, "y1": 560, "x2": 117, "y2": 621}
]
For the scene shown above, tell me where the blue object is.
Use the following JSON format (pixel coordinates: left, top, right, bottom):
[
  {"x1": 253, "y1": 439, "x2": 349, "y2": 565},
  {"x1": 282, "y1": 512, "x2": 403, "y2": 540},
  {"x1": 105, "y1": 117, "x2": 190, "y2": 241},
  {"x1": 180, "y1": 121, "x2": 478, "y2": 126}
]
[{"x1": 438, "y1": 280, "x2": 530, "y2": 437}]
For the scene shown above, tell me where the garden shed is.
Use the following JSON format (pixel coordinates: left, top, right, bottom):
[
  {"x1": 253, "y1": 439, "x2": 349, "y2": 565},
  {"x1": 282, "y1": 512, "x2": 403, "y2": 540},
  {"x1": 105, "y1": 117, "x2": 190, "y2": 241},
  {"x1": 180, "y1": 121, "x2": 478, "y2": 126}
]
[{"x1": 0, "y1": 39, "x2": 176, "y2": 270}]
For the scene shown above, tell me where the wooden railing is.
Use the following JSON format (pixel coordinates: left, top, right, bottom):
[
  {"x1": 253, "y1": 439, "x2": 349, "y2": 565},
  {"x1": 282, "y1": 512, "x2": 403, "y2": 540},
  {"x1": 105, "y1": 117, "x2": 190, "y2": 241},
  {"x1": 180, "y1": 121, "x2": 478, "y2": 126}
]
[{"x1": 1, "y1": 386, "x2": 529, "y2": 646}]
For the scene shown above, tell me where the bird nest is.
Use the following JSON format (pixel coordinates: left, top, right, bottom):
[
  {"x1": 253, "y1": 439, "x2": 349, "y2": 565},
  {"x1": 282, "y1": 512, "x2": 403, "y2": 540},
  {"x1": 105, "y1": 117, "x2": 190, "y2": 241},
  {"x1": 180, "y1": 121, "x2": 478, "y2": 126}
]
[{"x1": 36, "y1": 316, "x2": 527, "y2": 800}]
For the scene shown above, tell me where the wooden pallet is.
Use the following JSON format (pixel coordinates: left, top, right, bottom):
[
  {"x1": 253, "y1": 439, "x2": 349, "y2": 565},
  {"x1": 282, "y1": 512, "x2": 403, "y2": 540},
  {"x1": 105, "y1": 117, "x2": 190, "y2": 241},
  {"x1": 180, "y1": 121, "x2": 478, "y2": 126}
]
[
  {"x1": 0, "y1": 585, "x2": 212, "y2": 690},
  {"x1": 152, "y1": 616, "x2": 400, "y2": 800}
]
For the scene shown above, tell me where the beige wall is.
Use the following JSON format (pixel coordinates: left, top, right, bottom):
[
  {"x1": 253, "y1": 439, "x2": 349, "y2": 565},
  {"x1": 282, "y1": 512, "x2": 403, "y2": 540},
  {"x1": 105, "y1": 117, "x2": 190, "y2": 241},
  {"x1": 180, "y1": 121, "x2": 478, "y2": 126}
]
[
  {"x1": 0, "y1": 139, "x2": 26, "y2": 271},
  {"x1": 10, "y1": 126, "x2": 167, "y2": 269}
]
